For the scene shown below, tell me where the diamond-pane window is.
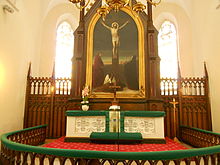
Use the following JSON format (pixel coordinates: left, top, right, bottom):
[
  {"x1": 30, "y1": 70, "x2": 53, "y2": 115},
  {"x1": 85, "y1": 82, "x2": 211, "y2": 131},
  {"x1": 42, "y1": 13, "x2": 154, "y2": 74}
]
[
  {"x1": 55, "y1": 22, "x2": 74, "y2": 78},
  {"x1": 158, "y1": 21, "x2": 178, "y2": 78}
]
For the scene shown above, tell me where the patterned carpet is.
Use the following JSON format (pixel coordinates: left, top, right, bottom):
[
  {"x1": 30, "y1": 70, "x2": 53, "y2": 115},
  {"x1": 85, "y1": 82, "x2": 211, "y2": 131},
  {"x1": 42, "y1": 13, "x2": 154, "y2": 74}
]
[{"x1": 43, "y1": 137, "x2": 188, "y2": 152}]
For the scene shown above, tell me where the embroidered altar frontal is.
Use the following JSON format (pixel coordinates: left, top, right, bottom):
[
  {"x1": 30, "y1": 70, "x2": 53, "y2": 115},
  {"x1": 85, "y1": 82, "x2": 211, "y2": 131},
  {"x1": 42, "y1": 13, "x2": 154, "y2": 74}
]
[{"x1": 65, "y1": 111, "x2": 165, "y2": 143}]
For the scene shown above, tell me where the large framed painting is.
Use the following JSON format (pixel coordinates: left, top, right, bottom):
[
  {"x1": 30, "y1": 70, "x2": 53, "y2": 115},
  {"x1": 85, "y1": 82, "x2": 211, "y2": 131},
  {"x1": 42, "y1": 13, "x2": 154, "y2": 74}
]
[{"x1": 86, "y1": 8, "x2": 145, "y2": 98}]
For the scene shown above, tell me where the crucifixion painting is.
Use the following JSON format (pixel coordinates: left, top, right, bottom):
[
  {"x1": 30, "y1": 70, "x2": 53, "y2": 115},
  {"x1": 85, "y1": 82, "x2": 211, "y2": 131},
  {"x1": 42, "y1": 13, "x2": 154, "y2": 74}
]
[{"x1": 92, "y1": 11, "x2": 139, "y2": 93}]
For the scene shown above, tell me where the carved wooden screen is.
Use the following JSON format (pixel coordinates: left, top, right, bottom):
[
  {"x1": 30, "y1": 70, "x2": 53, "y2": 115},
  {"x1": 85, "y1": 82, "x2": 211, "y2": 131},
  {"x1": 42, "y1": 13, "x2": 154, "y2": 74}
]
[
  {"x1": 24, "y1": 76, "x2": 72, "y2": 138},
  {"x1": 161, "y1": 75, "x2": 212, "y2": 138},
  {"x1": 23, "y1": 70, "x2": 212, "y2": 138}
]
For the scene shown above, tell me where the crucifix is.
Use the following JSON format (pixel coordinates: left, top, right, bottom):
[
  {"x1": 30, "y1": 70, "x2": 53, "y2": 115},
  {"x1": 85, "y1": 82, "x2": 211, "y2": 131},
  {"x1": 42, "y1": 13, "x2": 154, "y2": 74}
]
[
  {"x1": 170, "y1": 98, "x2": 179, "y2": 142},
  {"x1": 109, "y1": 82, "x2": 121, "y2": 106}
]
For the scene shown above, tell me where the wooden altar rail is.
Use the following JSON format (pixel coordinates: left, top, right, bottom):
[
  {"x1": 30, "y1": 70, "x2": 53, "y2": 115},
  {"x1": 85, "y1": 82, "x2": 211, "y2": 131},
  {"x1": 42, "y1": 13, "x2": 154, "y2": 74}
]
[
  {"x1": 180, "y1": 126, "x2": 220, "y2": 148},
  {"x1": 7, "y1": 125, "x2": 47, "y2": 146},
  {"x1": 2, "y1": 125, "x2": 220, "y2": 165}
]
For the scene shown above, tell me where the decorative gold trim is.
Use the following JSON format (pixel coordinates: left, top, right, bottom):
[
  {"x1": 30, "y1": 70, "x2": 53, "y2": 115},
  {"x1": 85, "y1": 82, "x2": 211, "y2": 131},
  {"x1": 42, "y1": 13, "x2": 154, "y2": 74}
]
[
  {"x1": 86, "y1": 7, "x2": 145, "y2": 98},
  {"x1": 146, "y1": 0, "x2": 161, "y2": 6},
  {"x1": 132, "y1": 2, "x2": 146, "y2": 13},
  {"x1": 96, "y1": 6, "x2": 110, "y2": 21}
]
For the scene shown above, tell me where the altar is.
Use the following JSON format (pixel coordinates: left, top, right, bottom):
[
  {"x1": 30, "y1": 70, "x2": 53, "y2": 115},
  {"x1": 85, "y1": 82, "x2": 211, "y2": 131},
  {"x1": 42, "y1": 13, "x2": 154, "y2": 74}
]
[{"x1": 65, "y1": 110, "x2": 165, "y2": 143}]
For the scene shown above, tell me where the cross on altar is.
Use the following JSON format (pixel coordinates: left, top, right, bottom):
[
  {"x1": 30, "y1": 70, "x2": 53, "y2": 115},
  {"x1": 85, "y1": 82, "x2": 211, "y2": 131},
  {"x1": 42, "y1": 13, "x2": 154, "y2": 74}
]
[{"x1": 109, "y1": 83, "x2": 121, "y2": 105}]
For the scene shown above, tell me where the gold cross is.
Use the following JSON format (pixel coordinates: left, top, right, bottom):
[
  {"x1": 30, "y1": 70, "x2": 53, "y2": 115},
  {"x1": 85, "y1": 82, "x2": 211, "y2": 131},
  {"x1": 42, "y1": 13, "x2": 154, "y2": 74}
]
[
  {"x1": 170, "y1": 98, "x2": 178, "y2": 109},
  {"x1": 169, "y1": 98, "x2": 179, "y2": 140},
  {"x1": 109, "y1": 82, "x2": 121, "y2": 105}
]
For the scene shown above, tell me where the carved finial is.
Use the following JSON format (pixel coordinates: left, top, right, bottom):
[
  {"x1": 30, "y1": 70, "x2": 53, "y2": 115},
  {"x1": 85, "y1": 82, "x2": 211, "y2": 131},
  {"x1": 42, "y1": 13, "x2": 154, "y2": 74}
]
[
  {"x1": 147, "y1": 2, "x2": 153, "y2": 23},
  {"x1": 204, "y1": 61, "x2": 208, "y2": 78},
  {"x1": 177, "y1": 61, "x2": 181, "y2": 79},
  {"x1": 52, "y1": 62, "x2": 55, "y2": 79},
  {"x1": 79, "y1": 0, "x2": 85, "y2": 23},
  {"x1": 27, "y1": 62, "x2": 32, "y2": 78}
]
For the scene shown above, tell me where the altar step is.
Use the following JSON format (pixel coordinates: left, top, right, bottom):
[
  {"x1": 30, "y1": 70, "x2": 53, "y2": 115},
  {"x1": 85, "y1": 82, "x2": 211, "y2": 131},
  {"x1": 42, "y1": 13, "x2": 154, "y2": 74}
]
[
  {"x1": 90, "y1": 132, "x2": 143, "y2": 144},
  {"x1": 64, "y1": 132, "x2": 166, "y2": 144}
]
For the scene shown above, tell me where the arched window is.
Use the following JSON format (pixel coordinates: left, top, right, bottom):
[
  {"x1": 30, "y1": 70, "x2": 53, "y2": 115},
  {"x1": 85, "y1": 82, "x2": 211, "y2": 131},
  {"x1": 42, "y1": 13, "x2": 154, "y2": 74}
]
[
  {"x1": 55, "y1": 21, "x2": 74, "y2": 78},
  {"x1": 158, "y1": 21, "x2": 178, "y2": 78}
]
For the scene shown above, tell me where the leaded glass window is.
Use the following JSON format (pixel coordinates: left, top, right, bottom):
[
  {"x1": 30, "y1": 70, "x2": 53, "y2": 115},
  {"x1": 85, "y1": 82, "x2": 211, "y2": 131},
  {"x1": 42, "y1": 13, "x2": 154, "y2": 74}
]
[
  {"x1": 55, "y1": 21, "x2": 74, "y2": 78},
  {"x1": 158, "y1": 20, "x2": 178, "y2": 78}
]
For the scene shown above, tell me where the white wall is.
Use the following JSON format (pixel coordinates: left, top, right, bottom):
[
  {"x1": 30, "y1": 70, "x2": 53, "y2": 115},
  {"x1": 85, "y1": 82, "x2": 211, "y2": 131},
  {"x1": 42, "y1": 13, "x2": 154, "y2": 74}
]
[
  {"x1": 190, "y1": 0, "x2": 220, "y2": 133},
  {"x1": 0, "y1": 0, "x2": 79, "y2": 141},
  {"x1": 0, "y1": 0, "x2": 43, "y2": 138}
]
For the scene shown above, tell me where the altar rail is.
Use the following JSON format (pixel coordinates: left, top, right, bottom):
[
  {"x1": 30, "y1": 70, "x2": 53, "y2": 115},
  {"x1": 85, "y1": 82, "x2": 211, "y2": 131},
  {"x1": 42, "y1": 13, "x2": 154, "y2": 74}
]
[
  {"x1": 1, "y1": 125, "x2": 220, "y2": 165},
  {"x1": 180, "y1": 125, "x2": 220, "y2": 148}
]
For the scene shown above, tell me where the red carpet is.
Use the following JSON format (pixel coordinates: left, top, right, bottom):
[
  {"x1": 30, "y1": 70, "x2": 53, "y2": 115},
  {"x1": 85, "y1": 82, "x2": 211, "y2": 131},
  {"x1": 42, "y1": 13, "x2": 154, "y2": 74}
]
[{"x1": 43, "y1": 137, "x2": 188, "y2": 152}]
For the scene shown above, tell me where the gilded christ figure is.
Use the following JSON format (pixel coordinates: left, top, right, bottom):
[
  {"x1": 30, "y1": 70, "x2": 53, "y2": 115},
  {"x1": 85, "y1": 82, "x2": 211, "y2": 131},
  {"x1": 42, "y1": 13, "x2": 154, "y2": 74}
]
[{"x1": 101, "y1": 21, "x2": 129, "y2": 59}]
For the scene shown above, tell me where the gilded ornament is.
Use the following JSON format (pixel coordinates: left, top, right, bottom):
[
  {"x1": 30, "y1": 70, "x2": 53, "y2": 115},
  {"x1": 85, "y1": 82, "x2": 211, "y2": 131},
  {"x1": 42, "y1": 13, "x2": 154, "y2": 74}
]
[{"x1": 132, "y1": 2, "x2": 146, "y2": 13}]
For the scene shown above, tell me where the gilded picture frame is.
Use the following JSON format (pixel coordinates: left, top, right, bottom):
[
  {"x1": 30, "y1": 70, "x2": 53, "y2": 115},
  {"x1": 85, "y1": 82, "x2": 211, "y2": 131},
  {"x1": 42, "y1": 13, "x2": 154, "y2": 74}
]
[{"x1": 86, "y1": 7, "x2": 145, "y2": 98}]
